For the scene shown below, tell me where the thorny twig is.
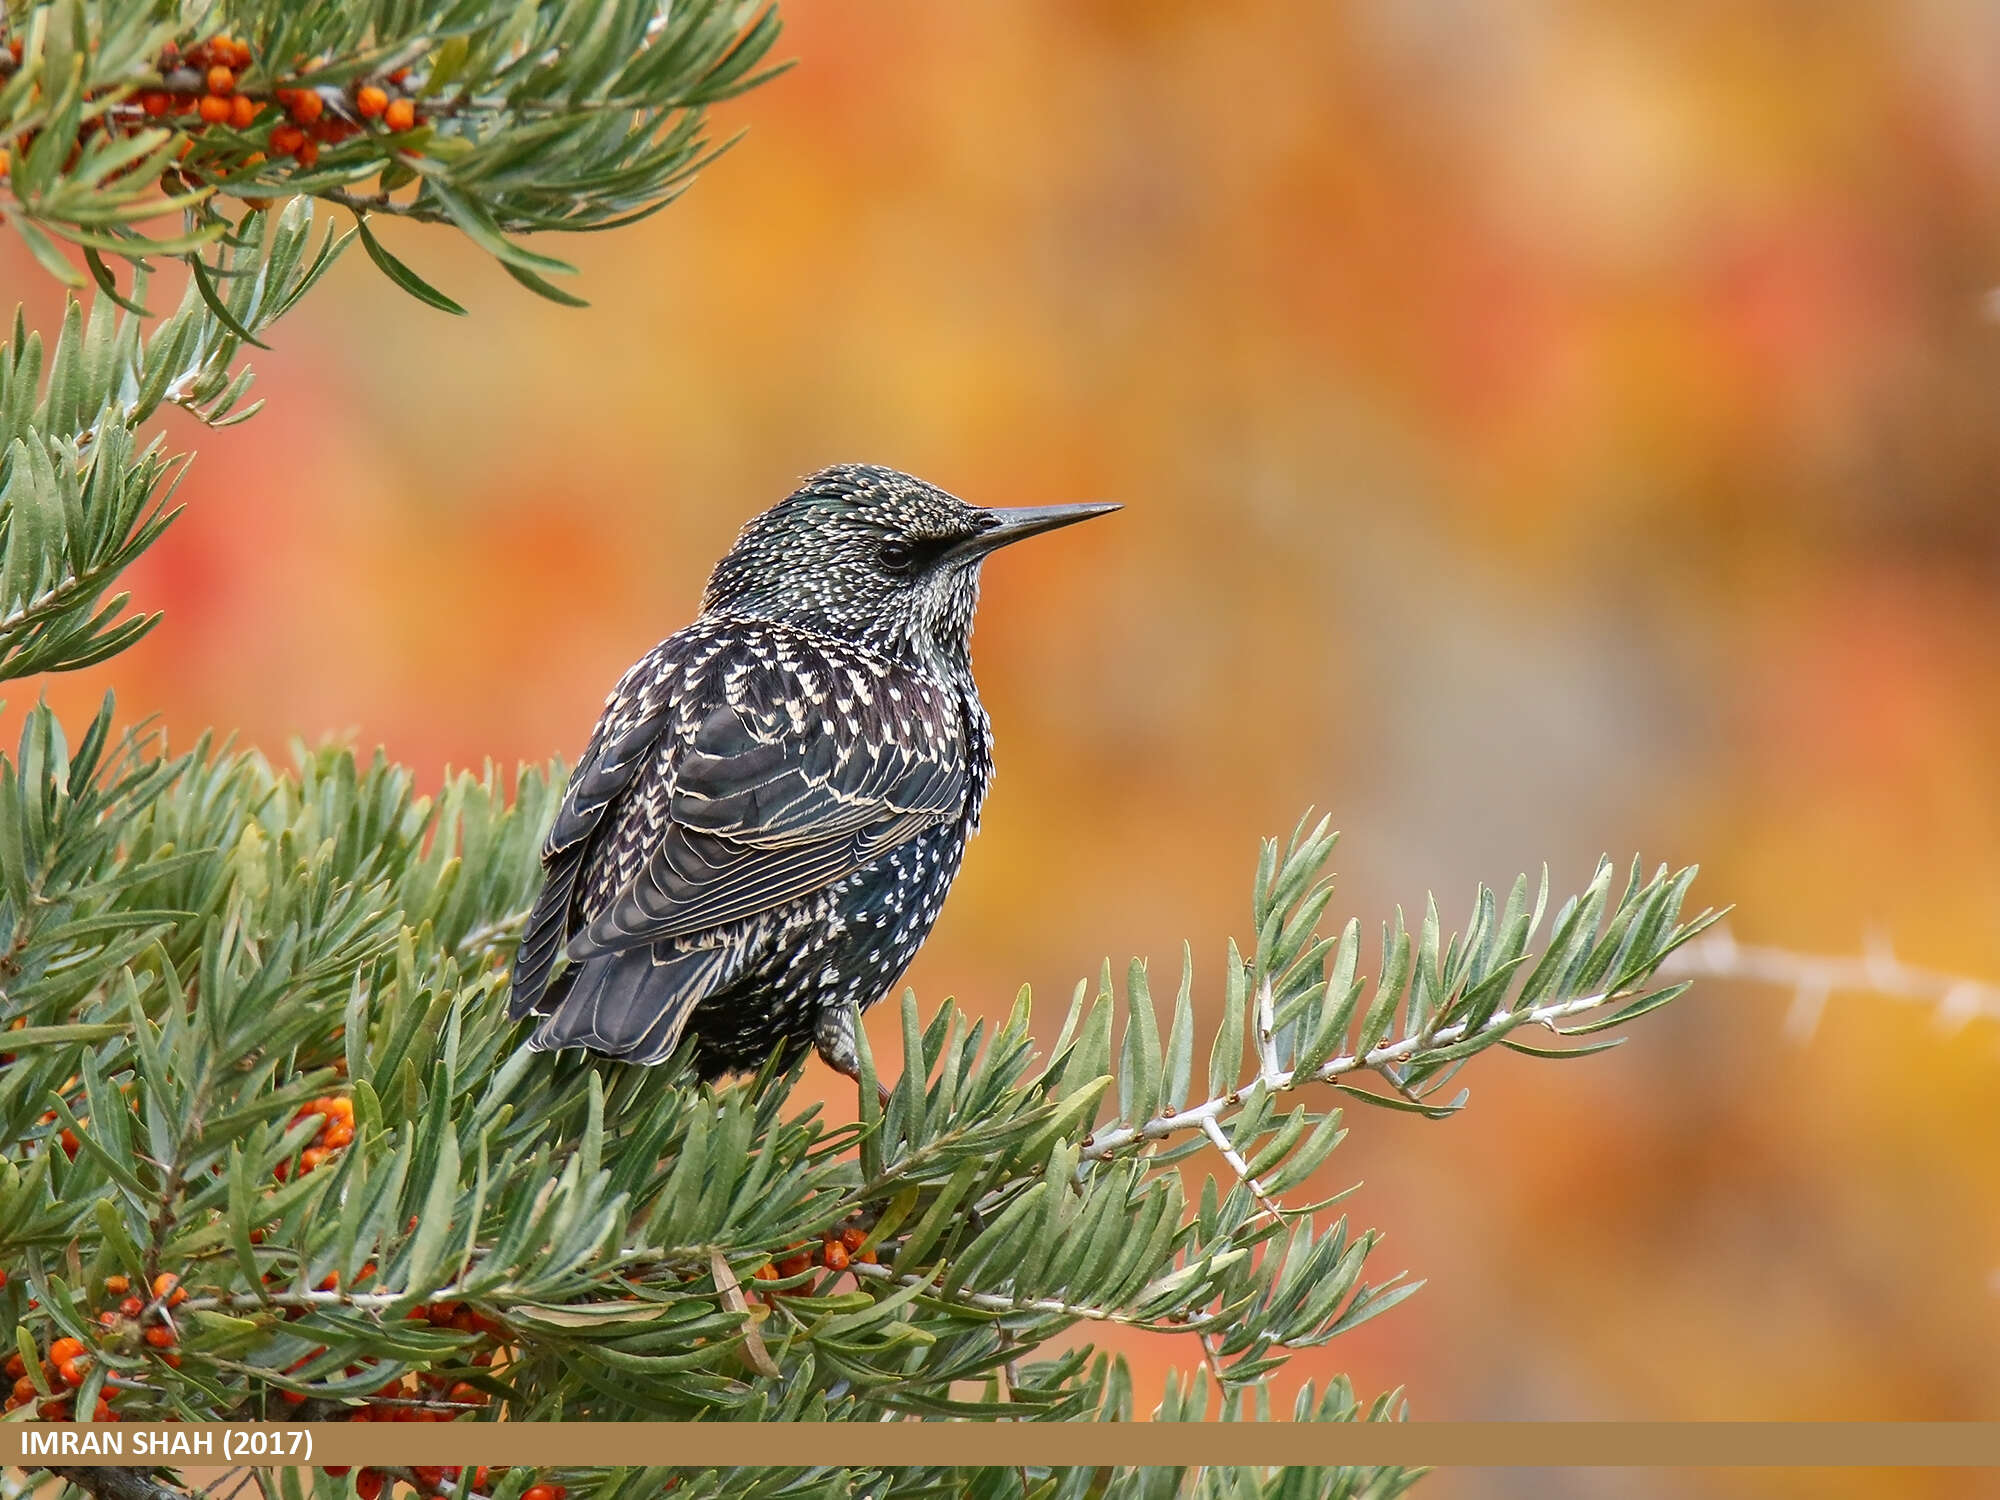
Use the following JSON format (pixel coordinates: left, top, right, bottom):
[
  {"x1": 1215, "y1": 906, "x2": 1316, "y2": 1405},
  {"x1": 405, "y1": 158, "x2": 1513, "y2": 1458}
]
[
  {"x1": 1661, "y1": 927, "x2": 2000, "y2": 1041},
  {"x1": 1079, "y1": 981, "x2": 1631, "y2": 1168}
]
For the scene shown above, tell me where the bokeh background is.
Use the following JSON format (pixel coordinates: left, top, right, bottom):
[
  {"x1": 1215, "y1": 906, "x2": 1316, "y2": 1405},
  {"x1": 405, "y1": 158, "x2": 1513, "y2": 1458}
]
[{"x1": 8, "y1": 3, "x2": 2000, "y2": 1496}]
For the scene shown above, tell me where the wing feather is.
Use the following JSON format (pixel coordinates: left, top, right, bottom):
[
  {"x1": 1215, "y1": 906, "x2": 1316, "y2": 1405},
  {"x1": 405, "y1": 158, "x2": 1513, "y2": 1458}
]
[
  {"x1": 571, "y1": 642, "x2": 965, "y2": 958},
  {"x1": 511, "y1": 622, "x2": 970, "y2": 1016}
]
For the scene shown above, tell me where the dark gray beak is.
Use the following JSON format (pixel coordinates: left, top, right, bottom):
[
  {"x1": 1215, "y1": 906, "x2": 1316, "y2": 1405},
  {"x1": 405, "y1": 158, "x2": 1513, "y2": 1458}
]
[{"x1": 942, "y1": 502, "x2": 1122, "y2": 567}]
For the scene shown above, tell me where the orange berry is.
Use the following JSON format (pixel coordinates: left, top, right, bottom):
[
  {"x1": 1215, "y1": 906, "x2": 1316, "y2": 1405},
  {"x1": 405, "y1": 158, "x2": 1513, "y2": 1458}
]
[
  {"x1": 326, "y1": 1468, "x2": 351, "y2": 1478},
  {"x1": 206, "y1": 65, "x2": 234, "y2": 96},
  {"x1": 450, "y1": 1307, "x2": 479, "y2": 1334},
  {"x1": 270, "y1": 124, "x2": 304, "y2": 155},
  {"x1": 230, "y1": 93, "x2": 257, "y2": 129},
  {"x1": 57, "y1": 1357, "x2": 86, "y2": 1389},
  {"x1": 318, "y1": 1271, "x2": 339, "y2": 1291},
  {"x1": 248, "y1": 1228, "x2": 265, "y2": 1245},
  {"x1": 197, "y1": 94, "x2": 230, "y2": 124},
  {"x1": 160, "y1": 1352, "x2": 181, "y2": 1368},
  {"x1": 144, "y1": 1327, "x2": 175, "y2": 1349},
  {"x1": 752, "y1": 1263, "x2": 777, "y2": 1282},
  {"x1": 822, "y1": 1242, "x2": 850, "y2": 1273},
  {"x1": 413, "y1": 1467, "x2": 444, "y2": 1491},
  {"x1": 855, "y1": 1247, "x2": 878, "y2": 1264},
  {"x1": 300, "y1": 1146, "x2": 329, "y2": 1172},
  {"x1": 280, "y1": 1388, "x2": 306, "y2": 1405},
  {"x1": 296, "y1": 140, "x2": 319, "y2": 168},
  {"x1": 4, "y1": 1354, "x2": 22, "y2": 1380},
  {"x1": 447, "y1": 1382, "x2": 487, "y2": 1406},
  {"x1": 523, "y1": 1488, "x2": 558, "y2": 1500},
  {"x1": 119, "y1": 1297, "x2": 143, "y2": 1317},
  {"x1": 384, "y1": 98, "x2": 415, "y2": 132},
  {"x1": 48, "y1": 1339, "x2": 83, "y2": 1365},
  {"x1": 12, "y1": 1376, "x2": 35, "y2": 1402},
  {"x1": 96, "y1": 1311, "x2": 119, "y2": 1331},
  {"x1": 354, "y1": 85, "x2": 387, "y2": 118},
  {"x1": 152, "y1": 1272, "x2": 183, "y2": 1306},
  {"x1": 104, "y1": 1275, "x2": 129, "y2": 1296},
  {"x1": 289, "y1": 90, "x2": 323, "y2": 125},
  {"x1": 93, "y1": 1397, "x2": 114, "y2": 1421},
  {"x1": 839, "y1": 1226, "x2": 867, "y2": 1252},
  {"x1": 356, "y1": 1471, "x2": 384, "y2": 1500},
  {"x1": 140, "y1": 91, "x2": 170, "y2": 116},
  {"x1": 59, "y1": 1129, "x2": 79, "y2": 1158}
]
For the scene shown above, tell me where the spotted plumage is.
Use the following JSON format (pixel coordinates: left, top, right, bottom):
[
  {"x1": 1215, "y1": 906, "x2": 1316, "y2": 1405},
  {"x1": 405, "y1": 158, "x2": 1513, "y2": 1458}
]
[{"x1": 508, "y1": 464, "x2": 1117, "y2": 1087}]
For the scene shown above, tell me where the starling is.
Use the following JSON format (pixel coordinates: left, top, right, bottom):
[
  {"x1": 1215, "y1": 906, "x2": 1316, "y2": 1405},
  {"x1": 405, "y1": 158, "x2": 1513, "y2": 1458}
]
[{"x1": 507, "y1": 464, "x2": 1118, "y2": 1091}]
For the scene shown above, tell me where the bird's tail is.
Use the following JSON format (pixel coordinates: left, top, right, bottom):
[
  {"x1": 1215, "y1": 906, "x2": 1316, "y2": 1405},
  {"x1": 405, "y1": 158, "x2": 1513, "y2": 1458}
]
[{"x1": 523, "y1": 944, "x2": 734, "y2": 1065}]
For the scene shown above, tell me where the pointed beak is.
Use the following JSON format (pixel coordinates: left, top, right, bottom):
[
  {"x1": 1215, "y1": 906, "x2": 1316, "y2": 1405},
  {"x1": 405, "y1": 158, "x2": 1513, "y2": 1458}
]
[{"x1": 941, "y1": 502, "x2": 1122, "y2": 567}]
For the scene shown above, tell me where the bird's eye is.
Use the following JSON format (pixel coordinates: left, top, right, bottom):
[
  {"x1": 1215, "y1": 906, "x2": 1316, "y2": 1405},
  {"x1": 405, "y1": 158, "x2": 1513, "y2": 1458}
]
[{"x1": 879, "y1": 540, "x2": 915, "y2": 575}]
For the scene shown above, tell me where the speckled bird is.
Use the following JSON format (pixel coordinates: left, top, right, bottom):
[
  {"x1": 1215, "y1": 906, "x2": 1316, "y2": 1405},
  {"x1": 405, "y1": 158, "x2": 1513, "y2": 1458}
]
[{"x1": 507, "y1": 464, "x2": 1118, "y2": 1091}]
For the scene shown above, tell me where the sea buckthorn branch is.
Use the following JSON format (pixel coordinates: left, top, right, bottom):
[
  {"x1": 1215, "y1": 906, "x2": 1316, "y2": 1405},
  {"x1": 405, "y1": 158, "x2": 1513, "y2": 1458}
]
[
  {"x1": 797, "y1": 843, "x2": 1712, "y2": 1401},
  {"x1": 0, "y1": 0, "x2": 786, "y2": 308},
  {"x1": 0, "y1": 198, "x2": 337, "y2": 680},
  {"x1": 1072, "y1": 826, "x2": 1722, "y2": 1175},
  {"x1": 0, "y1": 711, "x2": 1577, "y2": 1497}
]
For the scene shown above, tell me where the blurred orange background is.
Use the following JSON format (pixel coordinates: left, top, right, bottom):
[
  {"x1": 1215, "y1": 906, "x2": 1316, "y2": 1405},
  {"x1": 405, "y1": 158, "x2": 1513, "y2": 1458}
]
[{"x1": 8, "y1": 3, "x2": 2000, "y2": 1496}]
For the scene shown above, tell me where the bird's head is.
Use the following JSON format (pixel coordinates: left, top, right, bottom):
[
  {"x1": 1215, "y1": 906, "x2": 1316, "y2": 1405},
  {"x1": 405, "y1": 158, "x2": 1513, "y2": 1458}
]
[{"x1": 700, "y1": 465, "x2": 1118, "y2": 668}]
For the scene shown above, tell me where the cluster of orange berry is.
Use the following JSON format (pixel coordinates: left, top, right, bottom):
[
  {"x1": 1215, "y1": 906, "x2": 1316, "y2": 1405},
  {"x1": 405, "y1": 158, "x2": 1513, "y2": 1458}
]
[
  {"x1": 2, "y1": 1271, "x2": 188, "y2": 1421},
  {"x1": 273, "y1": 1093, "x2": 355, "y2": 1180},
  {"x1": 328, "y1": 1466, "x2": 564, "y2": 1500},
  {"x1": 139, "y1": 36, "x2": 264, "y2": 131},
  {"x1": 319, "y1": 1300, "x2": 508, "y2": 1424},
  {"x1": 4, "y1": 1336, "x2": 114, "y2": 1423},
  {"x1": 752, "y1": 1222, "x2": 879, "y2": 1298},
  {"x1": 131, "y1": 36, "x2": 425, "y2": 170}
]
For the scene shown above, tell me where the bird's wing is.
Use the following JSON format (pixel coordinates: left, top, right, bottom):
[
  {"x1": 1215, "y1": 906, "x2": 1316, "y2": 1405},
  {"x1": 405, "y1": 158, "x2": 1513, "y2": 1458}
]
[
  {"x1": 571, "y1": 636, "x2": 967, "y2": 957},
  {"x1": 508, "y1": 642, "x2": 679, "y2": 1018}
]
